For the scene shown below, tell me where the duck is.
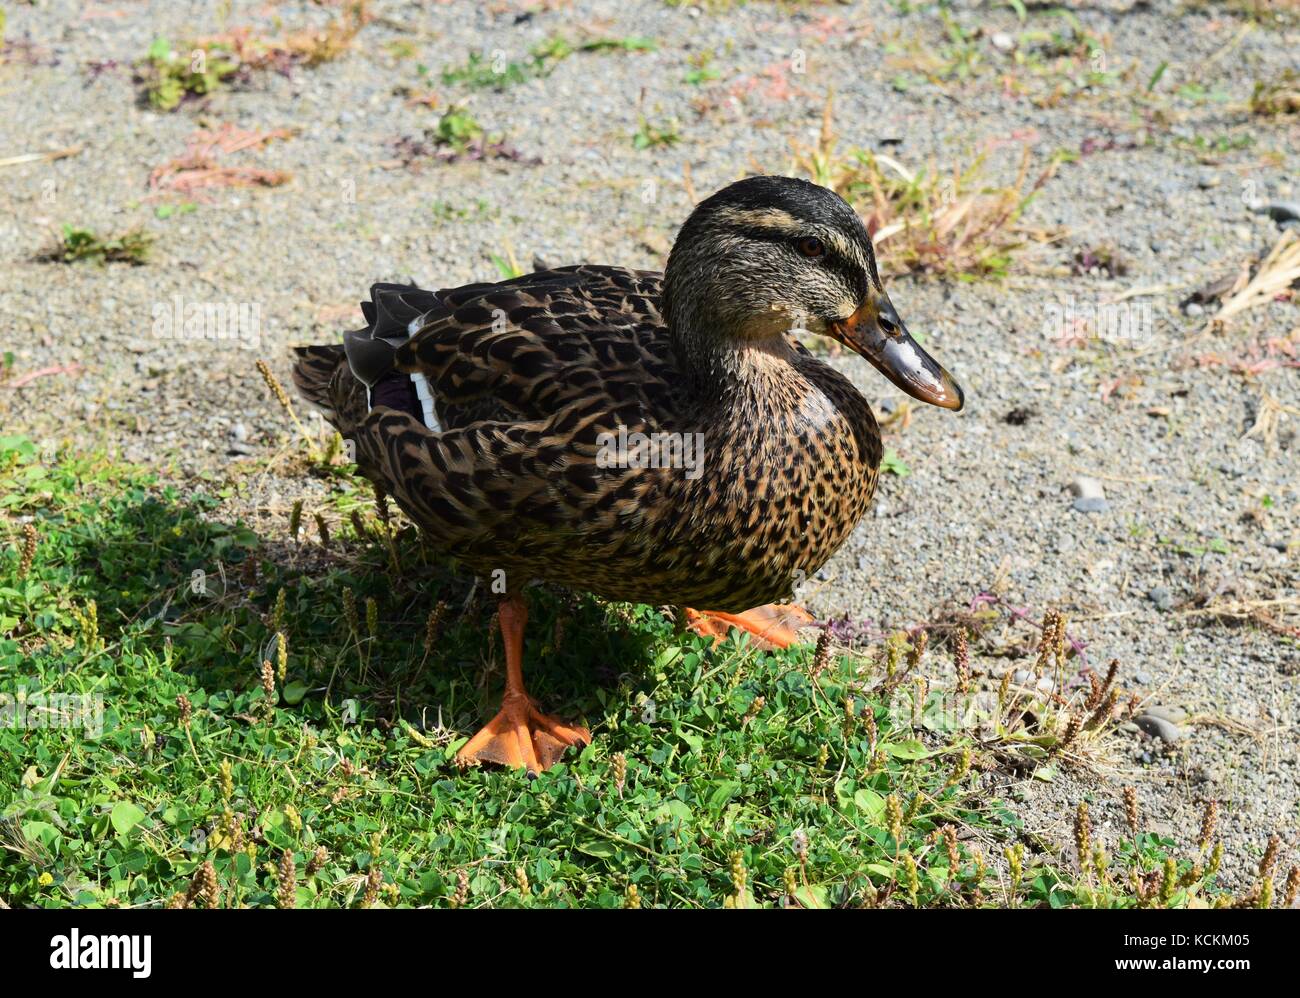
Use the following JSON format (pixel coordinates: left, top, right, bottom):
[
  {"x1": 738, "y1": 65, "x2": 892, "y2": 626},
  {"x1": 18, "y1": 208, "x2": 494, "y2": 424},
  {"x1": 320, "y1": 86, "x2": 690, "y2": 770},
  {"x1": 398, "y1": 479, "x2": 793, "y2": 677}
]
[{"x1": 292, "y1": 175, "x2": 963, "y2": 774}]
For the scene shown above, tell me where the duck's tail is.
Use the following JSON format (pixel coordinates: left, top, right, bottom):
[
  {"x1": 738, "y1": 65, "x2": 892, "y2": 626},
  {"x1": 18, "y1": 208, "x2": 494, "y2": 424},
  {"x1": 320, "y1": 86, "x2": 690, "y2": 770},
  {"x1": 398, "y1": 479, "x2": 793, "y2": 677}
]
[
  {"x1": 291, "y1": 283, "x2": 444, "y2": 437},
  {"x1": 290, "y1": 343, "x2": 365, "y2": 432}
]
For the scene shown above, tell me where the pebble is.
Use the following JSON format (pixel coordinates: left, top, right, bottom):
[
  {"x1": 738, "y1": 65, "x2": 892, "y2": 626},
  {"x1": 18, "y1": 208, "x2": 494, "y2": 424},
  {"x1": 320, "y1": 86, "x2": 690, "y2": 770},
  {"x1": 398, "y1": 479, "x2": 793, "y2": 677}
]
[
  {"x1": 1070, "y1": 475, "x2": 1105, "y2": 499},
  {"x1": 1144, "y1": 705, "x2": 1187, "y2": 724},
  {"x1": 1073, "y1": 496, "x2": 1109, "y2": 513},
  {"x1": 1070, "y1": 476, "x2": 1109, "y2": 512},
  {"x1": 990, "y1": 32, "x2": 1015, "y2": 52},
  {"x1": 1009, "y1": 669, "x2": 1056, "y2": 694},
  {"x1": 1148, "y1": 585, "x2": 1173, "y2": 611},
  {"x1": 1135, "y1": 713, "x2": 1184, "y2": 744},
  {"x1": 1183, "y1": 302, "x2": 1204, "y2": 317},
  {"x1": 1197, "y1": 172, "x2": 1220, "y2": 190},
  {"x1": 227, "y1": 422, "x2": 254, "y2": 455},
  {"x1": 1134, "y1": 670, "x2": 1152, "y2": 685}
]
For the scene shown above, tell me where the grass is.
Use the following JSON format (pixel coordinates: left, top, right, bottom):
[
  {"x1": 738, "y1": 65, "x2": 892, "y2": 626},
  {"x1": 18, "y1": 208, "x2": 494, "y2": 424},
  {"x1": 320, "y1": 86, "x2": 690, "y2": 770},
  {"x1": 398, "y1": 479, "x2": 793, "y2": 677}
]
[
  {"x1": 1250, "y1": 70, "x2": 1300, "y2": 116},
  {"x1": 138, "y1": 36, "x2": 240, "y2": 111},
  {"x1": 882, "y1": 5, "x2": 1115, "y2": 105},
  {"x1": 438, "y1": 34, "x2": 655, "y2": 92},
  {"x1": 2, "y1": 433, "x2": 1276, "y2": 908},
  {"x1": 633, "y1": 114, "x2": 682, "y2": 150},
  {"x1": 791, "y1": 96, "x2": 1060, "y2": 279},
  {"x1": 40, "y1": 224, "x2": 153, "y2": 265},
  {"x1": 137, "y1": 3, "x2": 369, "y2": 111}
]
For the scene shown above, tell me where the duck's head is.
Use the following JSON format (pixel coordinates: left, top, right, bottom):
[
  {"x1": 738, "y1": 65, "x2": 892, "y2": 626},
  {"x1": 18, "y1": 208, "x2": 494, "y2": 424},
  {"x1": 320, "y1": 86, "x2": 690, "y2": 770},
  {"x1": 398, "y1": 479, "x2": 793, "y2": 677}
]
[{"x1": 662, "y1": 175, "x2": 963, "y2": 411}]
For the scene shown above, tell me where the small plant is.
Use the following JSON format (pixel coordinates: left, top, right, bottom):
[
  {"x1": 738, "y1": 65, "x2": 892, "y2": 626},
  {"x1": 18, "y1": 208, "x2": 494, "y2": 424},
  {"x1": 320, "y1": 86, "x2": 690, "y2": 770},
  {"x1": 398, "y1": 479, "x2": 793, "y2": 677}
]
[
  {"x1": 439, "y1": 34, "x2": 655, "y2": 92},
  {"x1": 138, "y1": 37, "x2": 240, "y2": 111},
  {"x1": 684, "y1": 51, "x2": 722, "y2": 86},
  {"x1": 392, "y1": 107, "x2": 534, "y2": 169},
  {"x1": 441, "y1": 51, "x2": 532, "y2": 89},
  {"x1": 430, "y1": 198, "x2": 493, "y2": 222},
  {"x1": 533, "y1": 33, "x2": 655, "y2": 64},
  {"x1": 42, "y1": 224, "x2": 153, "y2": 265},
  {"x1": 633, "y1": 114, "x2": 681, "y2": 150},
  {"x1": 1250, "y1": 70, "x2": 1300, "y2": 116},
  {"x1": 137, "y1": 3, "x2": 369, "y2": 110},
  {"x1": 791, "y1": 95, "x2": 1059, "y2": 279},
  {"x1": 430, "y1": 106, "x2": 483, "y2": 152},
  {"x1": 490, "y1": 246, "x2": 525, "y2": 280},
  {"x1": 881, "y1": 449, "x2": 911, "y2": 477}
]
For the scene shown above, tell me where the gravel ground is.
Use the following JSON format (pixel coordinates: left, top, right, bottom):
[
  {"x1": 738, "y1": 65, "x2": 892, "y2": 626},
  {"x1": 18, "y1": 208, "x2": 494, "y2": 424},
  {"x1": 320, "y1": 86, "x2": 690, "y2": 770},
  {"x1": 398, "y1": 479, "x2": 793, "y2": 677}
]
[{"x1": 2, "y1": 0, "x2": 1296, "y2": 890}]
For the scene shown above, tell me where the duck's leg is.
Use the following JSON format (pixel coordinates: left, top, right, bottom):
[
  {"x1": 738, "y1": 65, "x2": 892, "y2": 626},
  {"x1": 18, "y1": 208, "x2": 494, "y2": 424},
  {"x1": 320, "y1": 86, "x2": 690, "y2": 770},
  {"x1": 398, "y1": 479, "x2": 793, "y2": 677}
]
[
  {"x1": 455, "y1": 594, "x2": 590, "y2": 774},
  {"x1": 684, "y1": 605, "x2": 816, "y2": 650}
]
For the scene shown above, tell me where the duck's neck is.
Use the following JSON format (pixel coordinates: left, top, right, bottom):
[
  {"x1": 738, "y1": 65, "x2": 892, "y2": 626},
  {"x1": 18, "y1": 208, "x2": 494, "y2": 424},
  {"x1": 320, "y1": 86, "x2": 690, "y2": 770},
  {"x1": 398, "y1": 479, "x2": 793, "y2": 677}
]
[{"x1": 670, "y1": 308, "x2": 803, "y2": 405}]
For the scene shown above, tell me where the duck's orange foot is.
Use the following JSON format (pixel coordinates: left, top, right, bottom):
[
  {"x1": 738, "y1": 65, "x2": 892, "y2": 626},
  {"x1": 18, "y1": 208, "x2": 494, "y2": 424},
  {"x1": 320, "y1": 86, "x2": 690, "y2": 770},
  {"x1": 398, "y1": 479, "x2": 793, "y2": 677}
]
[
  {"x1": 684, "y1": 604, "x2": 816, "y2": 651},
  {"x1": 455, "y1": 695, "x2": 590, "y2": 775}
]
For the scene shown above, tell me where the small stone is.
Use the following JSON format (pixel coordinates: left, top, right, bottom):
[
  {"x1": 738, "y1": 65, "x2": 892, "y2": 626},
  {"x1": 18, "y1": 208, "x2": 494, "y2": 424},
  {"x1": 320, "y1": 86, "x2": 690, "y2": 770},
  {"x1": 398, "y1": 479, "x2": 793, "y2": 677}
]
[
  {"x1": 1143, "y1": 704, "x2": 1187, "y2": 724},
  {"x1": 1134, "y1": 670, "x2": 1152, "y2": 685},
  {"x1": 1073, "y1": 496, "x2": 1110, "y2": 514},
  {"x1": 1135, "y1": 713, "x2": 1183, "y2": 744},
  {"x1": 1197, "y1": 171, "x2": 1220, "y2": 190},
  {"x1": 1183, "y1": 302, "x2": 1204, "y2": 317},
  {"x1": 229, "y1": 421, "x2": 249, "y2": 442},
  {"x1": 1148, "y1": 586, "x2": 1173, "y2": 611},
  {"x1": 1070, "y1": 475, "x2": 1105, "y2": 499},
  {"x1": 990, "y1": 32, "x2": 1015, "y2": 52}
]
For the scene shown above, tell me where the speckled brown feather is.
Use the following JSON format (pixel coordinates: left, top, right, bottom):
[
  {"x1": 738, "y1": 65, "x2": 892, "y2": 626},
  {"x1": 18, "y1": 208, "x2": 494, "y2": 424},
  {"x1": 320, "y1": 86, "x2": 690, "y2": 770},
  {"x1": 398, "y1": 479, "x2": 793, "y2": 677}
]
[{"x1": 294, "y1": 262, "x2": 881, "y2": 612}]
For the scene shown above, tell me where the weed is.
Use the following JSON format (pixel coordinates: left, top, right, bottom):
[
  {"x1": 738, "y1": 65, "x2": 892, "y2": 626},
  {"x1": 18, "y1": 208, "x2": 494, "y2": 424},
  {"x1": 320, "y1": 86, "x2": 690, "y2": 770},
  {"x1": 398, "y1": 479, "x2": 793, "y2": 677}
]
[
  {"x1": 138, "y1": 36, "x2": 240, "y2": 111},
  {"x1": 791, "y1": 95, "x2": 1059, "y2": 279},
  {"x1": 441, "y1": 52, "x2": 532, "y2": 90},
  {"x1": 148, "y1": 125, "x2": 293, "y2": 201},
  {"x1": 137, "y1": 3, "x2": 369, "y2": 111},
  {"x1": 40, "y1": 224, "x2": 153, "y2": 265},
  {"x1": 1250, "y1": 70, "x2": 1300, "y2": 116},
  {"x1": 633, "y1": 114, "x2": 681, "y2": 150}
]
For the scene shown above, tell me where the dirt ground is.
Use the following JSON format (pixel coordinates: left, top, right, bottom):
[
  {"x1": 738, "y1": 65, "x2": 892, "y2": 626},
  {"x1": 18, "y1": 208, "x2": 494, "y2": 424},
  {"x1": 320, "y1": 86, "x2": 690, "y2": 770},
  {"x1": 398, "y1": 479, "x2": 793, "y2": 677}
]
[{"x1": 1, "y1": 0, "x2": 1296, "y2": 887}]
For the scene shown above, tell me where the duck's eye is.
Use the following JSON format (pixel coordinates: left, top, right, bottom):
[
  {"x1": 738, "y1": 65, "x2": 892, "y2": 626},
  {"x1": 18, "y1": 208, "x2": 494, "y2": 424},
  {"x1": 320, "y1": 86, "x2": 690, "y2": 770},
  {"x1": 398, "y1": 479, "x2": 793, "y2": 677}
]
[{"x1": 796, "y1": 236, "x2": 825, "y2": 259}]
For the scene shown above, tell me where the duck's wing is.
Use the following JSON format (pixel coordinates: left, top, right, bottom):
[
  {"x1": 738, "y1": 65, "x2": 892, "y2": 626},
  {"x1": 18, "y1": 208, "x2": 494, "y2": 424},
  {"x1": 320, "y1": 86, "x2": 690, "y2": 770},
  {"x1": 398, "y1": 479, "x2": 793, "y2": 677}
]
[
  {"x1": 396, "y1": 265, "x2": 672, "y2": 429},
  {"x1": 339, "y1": 265, "x2": 679, "y2": 563}
]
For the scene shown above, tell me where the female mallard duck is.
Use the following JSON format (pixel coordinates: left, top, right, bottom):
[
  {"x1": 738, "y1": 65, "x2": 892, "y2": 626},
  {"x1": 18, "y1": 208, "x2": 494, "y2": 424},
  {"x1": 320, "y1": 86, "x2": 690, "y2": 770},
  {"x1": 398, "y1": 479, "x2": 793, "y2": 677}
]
[{"x1": 292, "y1": 176, "x2": 963, "y2": 774}]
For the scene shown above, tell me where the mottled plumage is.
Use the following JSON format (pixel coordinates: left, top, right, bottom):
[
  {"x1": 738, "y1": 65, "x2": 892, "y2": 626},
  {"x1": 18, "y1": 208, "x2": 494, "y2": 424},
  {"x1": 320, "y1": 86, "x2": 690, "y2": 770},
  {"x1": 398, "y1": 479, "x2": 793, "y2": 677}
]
[
  {"x1": 292, "y1": 176, "x2": 963, "y2": 771},
  {"x1": 295, "y1": 261, "x2": 883, "y2": 610}
]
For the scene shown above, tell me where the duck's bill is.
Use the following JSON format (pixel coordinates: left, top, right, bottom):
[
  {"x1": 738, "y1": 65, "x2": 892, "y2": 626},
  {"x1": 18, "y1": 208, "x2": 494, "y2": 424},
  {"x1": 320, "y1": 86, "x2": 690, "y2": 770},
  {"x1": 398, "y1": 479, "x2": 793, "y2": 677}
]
[{"x1": 829, "y1": 301, "x2": 965, "y2": 411}]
